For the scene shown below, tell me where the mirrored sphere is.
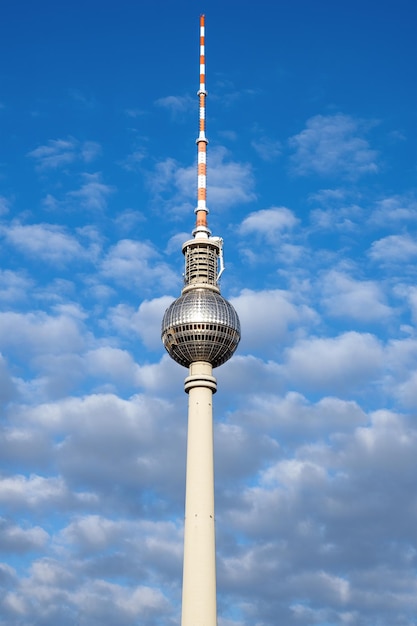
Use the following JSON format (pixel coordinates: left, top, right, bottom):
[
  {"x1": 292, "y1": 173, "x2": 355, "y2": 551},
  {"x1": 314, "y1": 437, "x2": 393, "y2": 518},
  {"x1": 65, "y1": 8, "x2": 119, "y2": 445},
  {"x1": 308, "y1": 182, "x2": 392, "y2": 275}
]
[{"x1": 161, "y1": 288, "x2": 241, "y2": 368}]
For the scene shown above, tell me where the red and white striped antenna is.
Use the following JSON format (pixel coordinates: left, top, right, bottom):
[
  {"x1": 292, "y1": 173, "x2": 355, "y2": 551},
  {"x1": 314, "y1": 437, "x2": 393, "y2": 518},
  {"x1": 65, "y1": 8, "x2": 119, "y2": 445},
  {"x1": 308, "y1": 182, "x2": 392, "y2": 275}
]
[{"x1": 193, "y1": 14, "x2": 210, "y2": 238}]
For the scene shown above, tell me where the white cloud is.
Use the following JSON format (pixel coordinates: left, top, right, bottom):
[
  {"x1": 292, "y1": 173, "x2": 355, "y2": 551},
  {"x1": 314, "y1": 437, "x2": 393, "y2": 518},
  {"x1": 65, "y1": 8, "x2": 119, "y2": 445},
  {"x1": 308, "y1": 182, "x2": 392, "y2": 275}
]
[
  {"x1": 84, "y1": 347, "x2": 141, "y2": 387},
  {"x1": 307, "y1": 185, "x2": 365, "y2": 233},
  {"x1": 121, "y1": 149, "x2": 147, "y2": 172},
  {"x1": 62, "y1": 515, "x2": 130, "y2": 551},
  {"x1": 216, "y1": 405, "x2": 417, "y2": 622},
  {"x1": 385, "y1": 334, "x2": 417, "y2": 386},
  {"x1": 2, "y1": 569, "x2": 171, "y2": 625},
  {"x1": 113, "y1": 209, "x2": 147, "y2": 232},
  {"x1": 100, "y1": 239, "x2": 178, "y2": 293},
  {"x1": 369, "y1": 195, "x2": 417, "y2": 225},
  {"x1": 27, "y1": 353, "x2": 87, "y2": 400},
  {"x1": 311, "y1": 206, "x2": 364, "y2": 233},
  {"x1": 320, "y1": 270, "x2": 392, "y2": 322},
  {"x1": 237, "y1": 208, "x2": 305, "y2": 267},
  {"x1": 0, "y1": 310, "x2": 85, "y2": 359},
  {"x1": 262, "y1": 457, "x2": 327, "y2": 489},
  {"x1": 19, "y1": 392, "x2": 186, "y2": 501},
  {"x1": 124, "y1": 107, "x2": 146, "y2": 118},
  {"x1": 239, "y1": 207, "x2": 298, "y2": 241},
  {"x1": 80, "y1": 141, "x2": 102, "y2": 163},
  {"x1": 60, "y1": 516, "x2": 181, "y2": 563},
  {"x1": 0, "y1": 519, "x2": 49, "y2": 552},
  {"x1": 0, "y1": 474, "x2": 94, "y2": 509},
  {"x1": 396, "y1": 370, "x2": 417, "y2": 408},
  {"x1": 135, "y1": 354, "x2": 185, "y2": 394},
  {"x1": 214, "y1": 353, "x2": 285, "y2": 398},
  {"x1": 0, "y1": 563, "x2": 17, "y2": 585},
  {"x1": 27, "y1": 138, "x2": 77, "y2": 169},
  {"x1": 155, "y1": 94, "x2": 194, "y2": 117},
  {"x1": 251, "y1": 136, "x2": 282, "y2": 161},
  {"x1": 68, "y1": 172, "x2": 114, "y2": 211},
  {"x1": 0, "y1": 422, "x2": 51, "y2": 470},
  {"x1": 309, "y1": 188, "x2": 348, "y2": 204},
  {"x1": 27, "y1": 137, "x2": 101, "y2": 170},
  {"x1": 0, "y1": 353, "x2": 17, "y2": 406},
  {"x1": 368, "y1": 234, "x2": 417, "y2": 262},
  {"x1": 283, "y1": 331, "x2": 384, "y2": 393},
  {"x1": 231, "y1": 288, "x2": 317, "y2": 356},
  {"x1": 239, "y1": 391, "x2": 366, "y2": 439},
  {"x1": 0, "y1": 269, "x2": 32, "y2": 303},
  {"x1": 215, "y1": 421, "x2": 279, "y2": 485},
  {"x1": 0, "y1": 195, "x2": 10, "y2": 215},
  {"x1": 165, "y1": 231, "x2": 190, "y2": 255},
  {"x1": 132, "y1": 296, "x2": 175, "y2": 350},
  {"x1": 1, "y1": 222, "x2": 90, "y2": 264},
  {"x1": 406, "y1": 287, "x2": 417, "y2": 325},
  {"x1": 67, "y1": 88, "x2": 96, "y2": 108},
  {"x1": 289, "y1": 114, "x2": 378, "y2": 178}
]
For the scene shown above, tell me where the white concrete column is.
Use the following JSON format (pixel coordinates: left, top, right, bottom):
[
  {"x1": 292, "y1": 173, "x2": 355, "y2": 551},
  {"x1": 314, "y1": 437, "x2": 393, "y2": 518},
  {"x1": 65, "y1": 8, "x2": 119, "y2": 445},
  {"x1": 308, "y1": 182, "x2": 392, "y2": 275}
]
[{"x1": 182, "y1": 361, "x2": 217, "y2": 626}]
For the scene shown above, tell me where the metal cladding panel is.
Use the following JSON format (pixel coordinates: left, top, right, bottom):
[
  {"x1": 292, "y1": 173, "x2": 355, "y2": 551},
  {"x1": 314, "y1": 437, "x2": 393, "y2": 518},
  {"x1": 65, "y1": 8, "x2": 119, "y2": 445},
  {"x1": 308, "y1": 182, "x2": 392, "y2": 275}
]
[{"x1": 161, "y1": 289, "x2": 241, "y2": 368}]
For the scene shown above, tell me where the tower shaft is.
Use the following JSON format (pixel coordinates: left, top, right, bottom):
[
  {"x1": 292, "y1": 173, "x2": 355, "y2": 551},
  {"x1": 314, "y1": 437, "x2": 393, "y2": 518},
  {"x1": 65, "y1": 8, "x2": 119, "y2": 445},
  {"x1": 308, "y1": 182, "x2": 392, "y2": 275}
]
[{"x1": 182, "y1": 361, "x2": 217, "y2": 626}]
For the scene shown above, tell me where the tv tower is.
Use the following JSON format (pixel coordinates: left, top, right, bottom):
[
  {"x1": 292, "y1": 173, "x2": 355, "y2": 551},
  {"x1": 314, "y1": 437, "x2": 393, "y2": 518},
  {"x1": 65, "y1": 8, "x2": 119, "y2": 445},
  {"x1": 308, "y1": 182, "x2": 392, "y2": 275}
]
[{"x1": 161, "y1": 15, "x2": 241, "y2": 626}]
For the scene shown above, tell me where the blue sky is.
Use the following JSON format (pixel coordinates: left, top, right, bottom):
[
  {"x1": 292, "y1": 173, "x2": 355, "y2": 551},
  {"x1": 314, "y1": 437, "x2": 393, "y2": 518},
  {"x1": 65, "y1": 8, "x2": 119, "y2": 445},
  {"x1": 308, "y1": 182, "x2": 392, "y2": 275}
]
[{"x1": 0, "y1": 0, "x2": 416, "y2": 624}]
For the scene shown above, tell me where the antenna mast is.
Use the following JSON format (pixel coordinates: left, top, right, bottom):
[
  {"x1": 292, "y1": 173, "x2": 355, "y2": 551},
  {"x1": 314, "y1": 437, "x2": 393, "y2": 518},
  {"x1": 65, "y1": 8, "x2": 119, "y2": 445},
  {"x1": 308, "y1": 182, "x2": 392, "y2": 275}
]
[{"x1": 194, "y1": 14, "x2": 210, "y2": 238}]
